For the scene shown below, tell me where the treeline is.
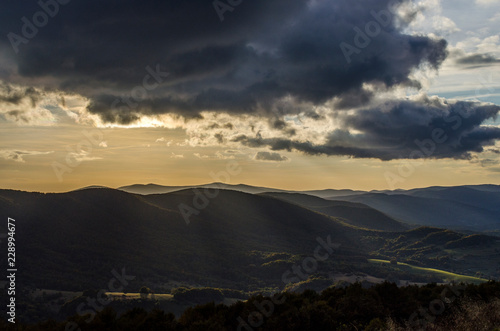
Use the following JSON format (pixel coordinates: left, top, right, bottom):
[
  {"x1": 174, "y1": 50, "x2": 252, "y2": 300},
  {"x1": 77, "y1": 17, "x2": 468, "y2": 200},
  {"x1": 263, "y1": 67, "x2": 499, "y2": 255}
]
[{"x1": 2, "y1": 281, "x2": 500, "y2": 330}]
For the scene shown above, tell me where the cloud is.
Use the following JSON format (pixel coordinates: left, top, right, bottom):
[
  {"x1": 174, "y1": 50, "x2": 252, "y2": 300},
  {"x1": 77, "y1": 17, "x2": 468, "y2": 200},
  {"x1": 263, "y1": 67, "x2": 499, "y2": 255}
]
[
  {"x1": 193, "y1": 153, "x2": 210, "y2": 160},
  {"x1": 0, "y1": 81, "x2": 91, "y2": 125},
  {"x1": 2, "y1": 0, "x2": 498, "y2": 162},
  {"x1": 0, "y1": 83, "x2": 41, "y2": 107},
  {"x1": 431, "y1": 16, "x2": 460, "y2": 35},
  {"x1": 475, "y1": 36, "x2": 500, "y2": 56},
  {"x1": 0, "y1": 0, "x2": 448, "y2": 124},
  {"x1": 404, "y1": 0, "x2": 459, "y2": 37},
  {"x1": 170, "y1": 153, "x2": 184, "y2": 159},
  {"x1": 214, "y1": 133, "x2": 225, "y2": 144},
  {"x1": 207, "y1": 123, "x2": 234, "y2": 130},
  {"x1": 254, "y1": 151, "x2": 289, "y2": 162},
  {"x1": 476, "y1": 0, "x2": 497, "y2": 6},
  {"x1": 68, "y1": 152, "x2": 102, "y2": 163},
  {"x1": 455, "y1": 53, "x2": 500, "y2": 66},
  {"x1": 489, "y1": 12, "x2": 500, "y2": 22},
  {"x1": 225, "y1": 149, "x2": 245, "y2": 154},
  {"x1": 233, "y1": 98, "x2": 500, "y2": 161},
  {"x1": 0, "y1": 150, "x2": 53, "y2": 163},
  {"x1": 155, "y1": 137, "x2": 173, "y2": 146},
  {"x1": 473, "y1": 158, "x2": 499, "y2": 167},
  {"x1": 193, "y1": 151, "x2": 236, "y2": 160}
]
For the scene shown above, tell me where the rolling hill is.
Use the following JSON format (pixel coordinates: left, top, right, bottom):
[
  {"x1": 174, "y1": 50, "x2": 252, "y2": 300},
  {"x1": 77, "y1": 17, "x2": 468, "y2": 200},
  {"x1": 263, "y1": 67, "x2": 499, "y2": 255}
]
[
  {"x1": 260, "y1": 192, "x2": 408, "y2": 232},
  {"x1": 0, "y1": 188, "x2": 365, "y2": 292},
  {"x1": 331, "y1": 191, "x2": 500, "y2": 232},
  {"x1": 1, "y1": 185, "x2": 499, "y2": 299}
]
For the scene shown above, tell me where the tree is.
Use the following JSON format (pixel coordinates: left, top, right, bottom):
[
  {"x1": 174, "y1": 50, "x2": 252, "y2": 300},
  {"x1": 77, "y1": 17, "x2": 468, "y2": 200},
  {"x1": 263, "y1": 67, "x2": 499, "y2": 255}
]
[{"x1": 140, "y1": 286, "x2": 151, "y2": 300}]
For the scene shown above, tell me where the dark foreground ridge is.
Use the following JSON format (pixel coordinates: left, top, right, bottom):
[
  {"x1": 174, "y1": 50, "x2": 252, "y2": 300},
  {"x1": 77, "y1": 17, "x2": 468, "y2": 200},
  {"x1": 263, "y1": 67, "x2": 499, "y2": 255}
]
[{"x1": 2, "y1": 281, "x2": 500, "y2": 331}]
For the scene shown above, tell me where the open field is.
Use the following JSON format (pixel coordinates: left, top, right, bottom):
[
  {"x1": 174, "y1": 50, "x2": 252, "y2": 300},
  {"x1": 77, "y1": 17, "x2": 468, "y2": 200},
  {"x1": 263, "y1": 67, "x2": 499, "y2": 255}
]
[{"x1": 369, "y1": 259, "x2": 487, "y2": 284}]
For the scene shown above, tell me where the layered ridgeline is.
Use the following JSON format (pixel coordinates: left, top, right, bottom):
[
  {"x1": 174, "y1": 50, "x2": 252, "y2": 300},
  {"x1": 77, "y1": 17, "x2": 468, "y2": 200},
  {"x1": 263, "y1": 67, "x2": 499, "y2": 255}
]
[
  {"x1": 0, "y1": 185, "x2": 499, "y2": 296},
  {"x1": 259, "y1": 192, "x2": 407, "y2": 232},
  {"x1": 331, "y1": 185, "x2": 500, "y2": 232},
  {"x1": 119, "y1": 183, "x2": 500, "y2": 233}
]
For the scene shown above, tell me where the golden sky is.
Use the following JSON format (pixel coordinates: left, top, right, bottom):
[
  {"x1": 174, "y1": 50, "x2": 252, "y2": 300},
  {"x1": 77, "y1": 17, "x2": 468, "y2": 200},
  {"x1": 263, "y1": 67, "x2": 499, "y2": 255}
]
[{"x1": 2, "y1": 122, "x2": 500, "y2": 193}]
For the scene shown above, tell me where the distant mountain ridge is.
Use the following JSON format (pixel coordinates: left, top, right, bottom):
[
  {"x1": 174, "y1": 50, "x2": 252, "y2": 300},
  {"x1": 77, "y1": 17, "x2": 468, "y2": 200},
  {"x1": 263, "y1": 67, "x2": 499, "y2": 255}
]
[
  {"x1": 118, "y1": 183, "x2": 368, "y2": 197},
  {"x1": 118, "y1": 183, "x2": 500, "y2": 232},
  {"x1": 118, "y1": 183, "x2": 288, "y2": 195},
  {"x1": 330, "y1": 186, "x2": 500, "y2": 232},
  {"x1": 118, "y1": 182, "x2": 500, "y2": 198}
]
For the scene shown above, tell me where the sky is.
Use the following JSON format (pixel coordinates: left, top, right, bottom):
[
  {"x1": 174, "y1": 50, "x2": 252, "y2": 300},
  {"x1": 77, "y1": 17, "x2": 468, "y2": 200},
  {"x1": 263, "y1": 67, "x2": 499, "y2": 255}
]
[{"x1": 0, "y1": 0, "x2": 499, "y2": 192}]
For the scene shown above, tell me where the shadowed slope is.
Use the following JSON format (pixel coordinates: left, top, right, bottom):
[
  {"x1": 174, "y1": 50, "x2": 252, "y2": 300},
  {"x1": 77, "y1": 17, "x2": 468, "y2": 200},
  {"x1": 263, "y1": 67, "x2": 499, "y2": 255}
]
[{"x1": 261, "y1": 192, "x2": 407, "y2": 232}]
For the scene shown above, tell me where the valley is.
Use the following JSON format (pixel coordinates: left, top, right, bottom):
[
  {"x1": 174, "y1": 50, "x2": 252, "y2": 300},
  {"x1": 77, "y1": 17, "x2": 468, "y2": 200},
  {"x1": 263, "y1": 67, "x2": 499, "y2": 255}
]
[{"x1": 1, "y1": 183, "x2": 499, "y2": 325}]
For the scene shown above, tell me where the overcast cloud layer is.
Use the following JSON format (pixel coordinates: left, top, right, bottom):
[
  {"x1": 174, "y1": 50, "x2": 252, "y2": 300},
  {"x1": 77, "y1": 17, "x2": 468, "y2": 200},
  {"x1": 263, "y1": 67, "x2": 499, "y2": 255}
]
[{"x1": 0, "y1": 0, "x2": 499, "y2": 161}]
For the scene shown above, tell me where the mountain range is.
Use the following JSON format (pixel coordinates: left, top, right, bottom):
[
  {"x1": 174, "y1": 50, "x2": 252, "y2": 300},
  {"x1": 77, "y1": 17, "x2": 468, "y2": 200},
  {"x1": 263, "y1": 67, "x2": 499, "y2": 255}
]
[
  {"x1": 119, "y1": 183, "x2": 500, "y2": 233},
  {"x1": 1, "y1": 183, "x2": 499, "y2": 297}
]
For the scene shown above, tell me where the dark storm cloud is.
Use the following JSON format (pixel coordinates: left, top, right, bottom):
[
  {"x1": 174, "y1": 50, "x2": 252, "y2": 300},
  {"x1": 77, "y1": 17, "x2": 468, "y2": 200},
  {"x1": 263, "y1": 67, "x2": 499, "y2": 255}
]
[
  {"x1": 332, "y1": 89, "x2": 374, "y2": 110},
  {"x1": 233, "y1": 99, "x2": 500, "y2": 161},
  {"x1": 0, "y1": 82, "x2": 41, "y2": 107},
  {"x1": 270, "y1": 118, "x2": 297, "y2": 136},
  {"x1": 0, "y1": 0, "x2": 448, "y2": 122}
]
